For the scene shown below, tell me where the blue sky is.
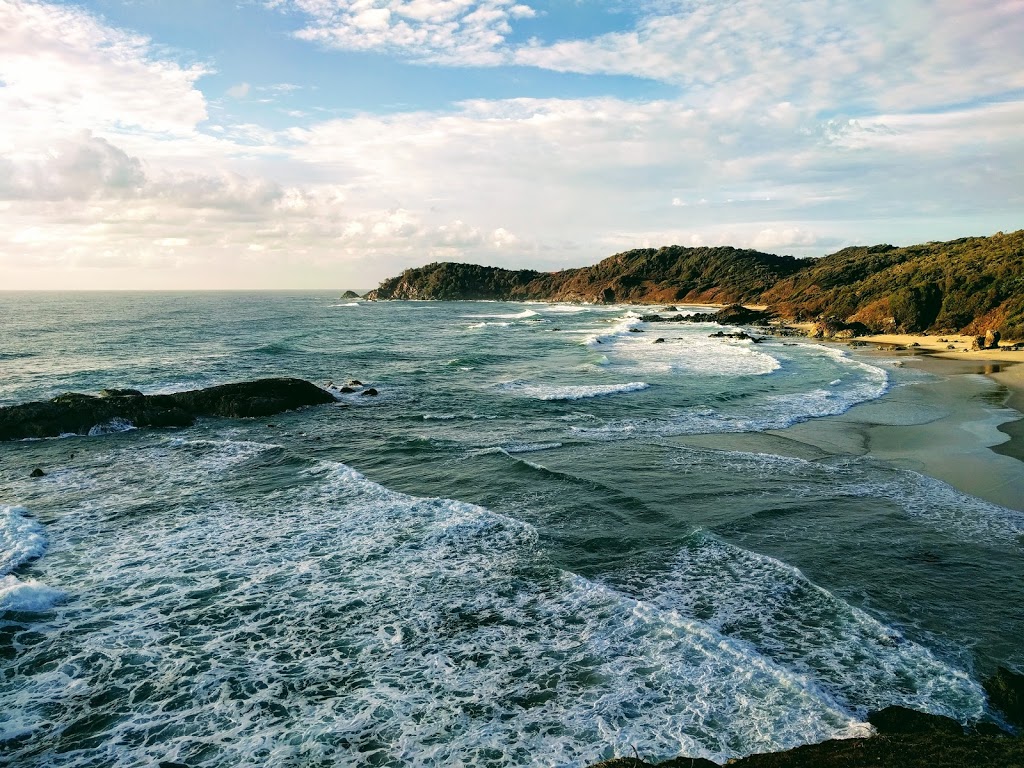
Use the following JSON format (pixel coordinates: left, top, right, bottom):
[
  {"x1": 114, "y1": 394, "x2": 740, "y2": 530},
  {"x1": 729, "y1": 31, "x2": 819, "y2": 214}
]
[{"x1": 1, "y1": 0, "x2": 1022, "y2": 289}]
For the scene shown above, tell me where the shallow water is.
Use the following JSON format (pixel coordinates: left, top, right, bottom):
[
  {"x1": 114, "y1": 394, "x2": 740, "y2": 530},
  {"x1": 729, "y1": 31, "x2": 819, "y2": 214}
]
[{"x1": 1, "y1": 292, "x2": 1022, "y2": 767}]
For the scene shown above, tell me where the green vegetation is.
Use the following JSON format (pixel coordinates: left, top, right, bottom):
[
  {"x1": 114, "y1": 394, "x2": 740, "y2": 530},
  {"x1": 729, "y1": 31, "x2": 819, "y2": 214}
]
[{"x1": 367, "y1": 230, "x2": 1024, "y2": 337}]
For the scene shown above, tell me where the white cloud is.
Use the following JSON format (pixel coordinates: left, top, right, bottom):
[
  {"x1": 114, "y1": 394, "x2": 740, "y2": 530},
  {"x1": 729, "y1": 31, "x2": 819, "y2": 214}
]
[
  {"x1": 227, "y1": 82, "x2": 252, "y2": 99},
  {"x1": 267, "y1": 0, "x2": 535, "y2": 64},
  {"x1": 515, "y1": 0, "x2": 1024, "y2": 112},
  {"x1": 2, "y1": 0, "x2": 1023, "y2": 289},
  {"x1": 0, "y1": 0, "x2": 208, "y2": 146}
]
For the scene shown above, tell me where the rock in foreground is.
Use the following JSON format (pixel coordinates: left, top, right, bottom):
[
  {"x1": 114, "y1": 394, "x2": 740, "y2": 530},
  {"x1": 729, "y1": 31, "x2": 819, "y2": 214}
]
[
  {"x1": 587, "y1": 707, "x2": 1022, "y2": 768},
  {"x1": 0, "y1": 378, "x2": 337, "y2": 441}
]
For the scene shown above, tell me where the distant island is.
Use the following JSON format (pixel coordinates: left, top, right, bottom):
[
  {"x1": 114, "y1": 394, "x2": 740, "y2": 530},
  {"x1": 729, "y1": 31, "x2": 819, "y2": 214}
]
[{"x1": 366, "y1": 230, "x2": 1024, "y2": 338}]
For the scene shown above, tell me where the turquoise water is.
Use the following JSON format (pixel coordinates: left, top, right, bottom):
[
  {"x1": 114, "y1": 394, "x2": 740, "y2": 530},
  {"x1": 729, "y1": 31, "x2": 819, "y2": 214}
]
[{"x1": 1, "y1": 292, "x2": 1022, "y2": 767}]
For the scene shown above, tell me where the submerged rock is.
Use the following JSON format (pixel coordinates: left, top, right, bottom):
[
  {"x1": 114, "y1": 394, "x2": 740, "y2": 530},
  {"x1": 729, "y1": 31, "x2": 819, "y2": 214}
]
[
  {"x1": 985, "y1": 667, "x2": 1024, "y2": 728},
  {"x1": 30, "y1": 467, "x2": 46, "y2": 478},
  {"x1": 0, "y1": 378, "x2": 336, "y2": 441},
  {"x1": 360, "y1": 388, "x2": 379, "y2": 397}
]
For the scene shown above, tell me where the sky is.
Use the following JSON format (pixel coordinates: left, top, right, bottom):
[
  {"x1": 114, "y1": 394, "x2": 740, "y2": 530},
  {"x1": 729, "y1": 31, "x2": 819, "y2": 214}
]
[{"x1": 1, "y1": 0, "x2": 1022, "y2": 290}]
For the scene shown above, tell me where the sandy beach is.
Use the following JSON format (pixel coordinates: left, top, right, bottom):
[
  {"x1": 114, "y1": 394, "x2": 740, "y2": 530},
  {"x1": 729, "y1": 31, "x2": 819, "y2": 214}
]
[{"x1": 765, "y1": 329, "x2": 1024, "y2": 510}]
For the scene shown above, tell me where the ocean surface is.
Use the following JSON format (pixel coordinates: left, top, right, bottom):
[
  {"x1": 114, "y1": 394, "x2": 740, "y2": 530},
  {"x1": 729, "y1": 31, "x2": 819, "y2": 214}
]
[{"x1": 1, "y1": 291, "x2": 1022, "y2": 767}]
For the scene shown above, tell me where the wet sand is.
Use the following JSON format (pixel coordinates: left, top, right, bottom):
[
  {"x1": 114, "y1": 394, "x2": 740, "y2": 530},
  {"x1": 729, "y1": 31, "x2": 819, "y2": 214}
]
[
  {"x1": 778, "y1": 342, "x2": 1019, "y2": 512},
  {"x1": 671, "y1": 337, "x2": 1024, "y2": 512}
]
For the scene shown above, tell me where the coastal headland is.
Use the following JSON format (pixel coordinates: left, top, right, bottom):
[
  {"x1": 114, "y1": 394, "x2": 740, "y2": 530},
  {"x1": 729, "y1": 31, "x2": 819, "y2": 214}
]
[{"x1": 366, "y1": 230, "x2": 1024, "y2": 344}]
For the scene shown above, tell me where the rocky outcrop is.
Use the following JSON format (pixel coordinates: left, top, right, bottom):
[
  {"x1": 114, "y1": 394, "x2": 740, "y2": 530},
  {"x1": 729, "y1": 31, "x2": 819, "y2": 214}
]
[
  {"x1": 0, "y1": 378, "x2": 337, "y2": 441},
  {"x1": 341, "y1": 290, "x2": 361, "y2": 299},
  {"x1": 985, "y1": 667, "x2": 1024, "y2": 728},
  {"x1": 586, "y1": 707, "x2": 1022, "y2": 768},
  {"x1": 809, "y1": 317, "x2": 870, "y2": 340},
  {"x1": 640, "y1": 305, "x2": 774, "y2": 326}
]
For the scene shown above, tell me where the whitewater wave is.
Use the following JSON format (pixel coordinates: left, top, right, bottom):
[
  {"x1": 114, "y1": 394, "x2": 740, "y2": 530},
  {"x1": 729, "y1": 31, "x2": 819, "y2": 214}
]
[
  {"x1": 630, "y1": 531, "x2": 984, "y2": 720},
  {"x1": 0, "y1": 505, "x2": 61, "y2": 614},
  {"x1": 0, "y1": 441, "x2": 872, "y2": 766},
  {"x1": 463, "y1": 309, "x2": 539, "y2": 320},
  {"x1": 497, "y1": 380, "x2": 650, "y2": 401}
]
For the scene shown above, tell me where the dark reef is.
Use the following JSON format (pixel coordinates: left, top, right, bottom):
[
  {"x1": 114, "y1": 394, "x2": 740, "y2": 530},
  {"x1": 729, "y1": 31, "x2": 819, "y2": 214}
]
[{"x1": 0, "y1": 378, "x2": 336, "y2": 441}]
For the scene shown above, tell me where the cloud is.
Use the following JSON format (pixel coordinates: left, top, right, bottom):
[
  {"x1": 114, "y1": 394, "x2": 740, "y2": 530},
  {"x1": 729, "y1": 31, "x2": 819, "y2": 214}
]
[
  {"x1": 0, "y1": 0, "x2": 208, "y2": 145},
  {"x1": 267, "y1": 0, "x2": 535, "y2": 64},
  {"x1": 227, "y1": 82, "x2": 252, "y2": 99},
  {"x1": 514, "y1": 0, "x2": 1024, "y2": 111},
  {"x1": 2, "y1": 0, "x2": 1023, "y2": 289},
  {"x1": 0, "y1": 132, "x2": 145, "y2": 200}
]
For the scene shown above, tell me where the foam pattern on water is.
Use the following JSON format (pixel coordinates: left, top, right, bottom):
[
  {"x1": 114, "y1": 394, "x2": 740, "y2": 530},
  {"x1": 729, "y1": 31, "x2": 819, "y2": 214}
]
[
  {"x1": 463, "y1": 310, "x2": 539, "y2": 320},
  {"x1": 629, "y1": 532, "x2": 985, "y2": 721},
  {"x1": 670, "y1": 448, "x2": 1024, "y2": 542},
  {"x1": 497, "y1": 380, "x2": 650, "y2": 401},
  {"x1": 1, "y1": 439, "x2": 871, "y2": 768},
  {"x1": 0, "y1": 505, "x2": 61, "y2": 614},
  {"x1": 594, "y1": 319, "x2": 782, "y2": 378},
  {"x1": 573, "y1": 345, "x2": 888, "y2": 439}
]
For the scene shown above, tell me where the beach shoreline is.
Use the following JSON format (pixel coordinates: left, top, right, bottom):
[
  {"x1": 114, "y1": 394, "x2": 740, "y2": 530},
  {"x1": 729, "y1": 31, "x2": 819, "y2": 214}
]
[{"x1": 773, "y1": 330, "x2": 1024, "y2": 510}]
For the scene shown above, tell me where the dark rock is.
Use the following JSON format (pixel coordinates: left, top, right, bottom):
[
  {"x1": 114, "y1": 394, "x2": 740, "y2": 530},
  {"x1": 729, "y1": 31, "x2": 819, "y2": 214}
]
[
  {"x1": 947, "y1": 344, "x2": 956, "y2": 350},
  {"x1": 339, "y1": 386, "x2": 357, "y2": 394},
  {"x1": 0, "y1": 379, "x2": 336, "y2": 441},
  {"x1": 99, "y1": 388, "x2": 144, "y2": 398},
  {"x1": 867, "y1": 705, "x2": 963, "y2": 735},
  {"x1": 629, "y1": 328, "x2": 644, "y2": 333},
  {"x1": 985, "y1": 667, "x2": 1024, "y2": 728},
  {"x1": 662, "y1": 306, "x2": 678, "y2": 312},
  {"x1": 717, "y1": 732, "x2": 1024, "y2": 767},
  {"x1": 985, "y1": 329, "x2": 1001, "y2": 349},
  {"x1": 361, "y1": 388, "x2": 379, "y2": 397},
  {"x1": 910, "y1": 342, "x2": 920, "y2": 347},
  {"x1": 710, "y1": 331, "x2": 759, "y2": 342},
  {"x1": 341, "y1": 290, "x2": 360, "y2": 299},
  {"x1": 653, "y1": 338, "x2": 666, "y2": 344},
  {"x1": 30, "y1": 467, "x2": 46, "y2": 478},
  {"x1": 972, "y1": 722, "x2": 1013, "y2": 737},
  {"x1": 712, "y1": 304, "x2": 773, "y2": 326},
  {"x1": 973, "y1": 335, "x2": 987, "y2": 350},
  {"x1": 159, "y1": 762, "x2": 191, "y2": 768},
  {"x1": 348, "y1": 380, "x2": 363, "y2": 387},
  {"x1": 810, "y1": 317, "x2": 870, "y2": 340}
]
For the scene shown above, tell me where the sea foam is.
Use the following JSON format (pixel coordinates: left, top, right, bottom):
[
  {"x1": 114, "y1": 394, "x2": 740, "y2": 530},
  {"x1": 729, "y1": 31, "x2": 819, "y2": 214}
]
[
  {"x1": 0, "y1": 505, "x2": 60, "y2": 614},
  {"x1": 0, "y1": 440, "x2": 871, "y2": 767},
  {"x1": 497, "y1": 380, "x2": 650, "y2": 400}
]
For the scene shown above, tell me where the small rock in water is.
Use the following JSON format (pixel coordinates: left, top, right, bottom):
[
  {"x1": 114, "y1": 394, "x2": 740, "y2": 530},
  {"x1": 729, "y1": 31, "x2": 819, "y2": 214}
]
[
  {"x1": 361, "y1": 388, "x2": 379, "y2": 397},
  {"x1": 653, "y1": 338, "x2": 666, "y2": 344},
  {"x1": 629, "y1": 328, "x2": 644, "y2": 333},
  {"x1": 348, "y1": 379, "x2": 363, "y2": 387},
  {"x1": 339, "y1": 386, "x2": 357, "y2": 394},
  {"x1": 30, "y1": 467, "x2": 46, "y2": 478}
]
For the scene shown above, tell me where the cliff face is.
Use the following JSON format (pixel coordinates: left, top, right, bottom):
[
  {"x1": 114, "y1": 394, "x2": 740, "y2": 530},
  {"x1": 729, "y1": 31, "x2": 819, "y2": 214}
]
[{"x1": 366, "y1": 231, "x2": 1024, "y2": 336}]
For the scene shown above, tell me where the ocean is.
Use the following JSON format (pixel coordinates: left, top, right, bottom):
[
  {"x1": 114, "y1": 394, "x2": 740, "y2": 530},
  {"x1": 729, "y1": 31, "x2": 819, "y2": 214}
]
[{"x1": 1, "y1": 291, "x2": 1022, "y2": 767}]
